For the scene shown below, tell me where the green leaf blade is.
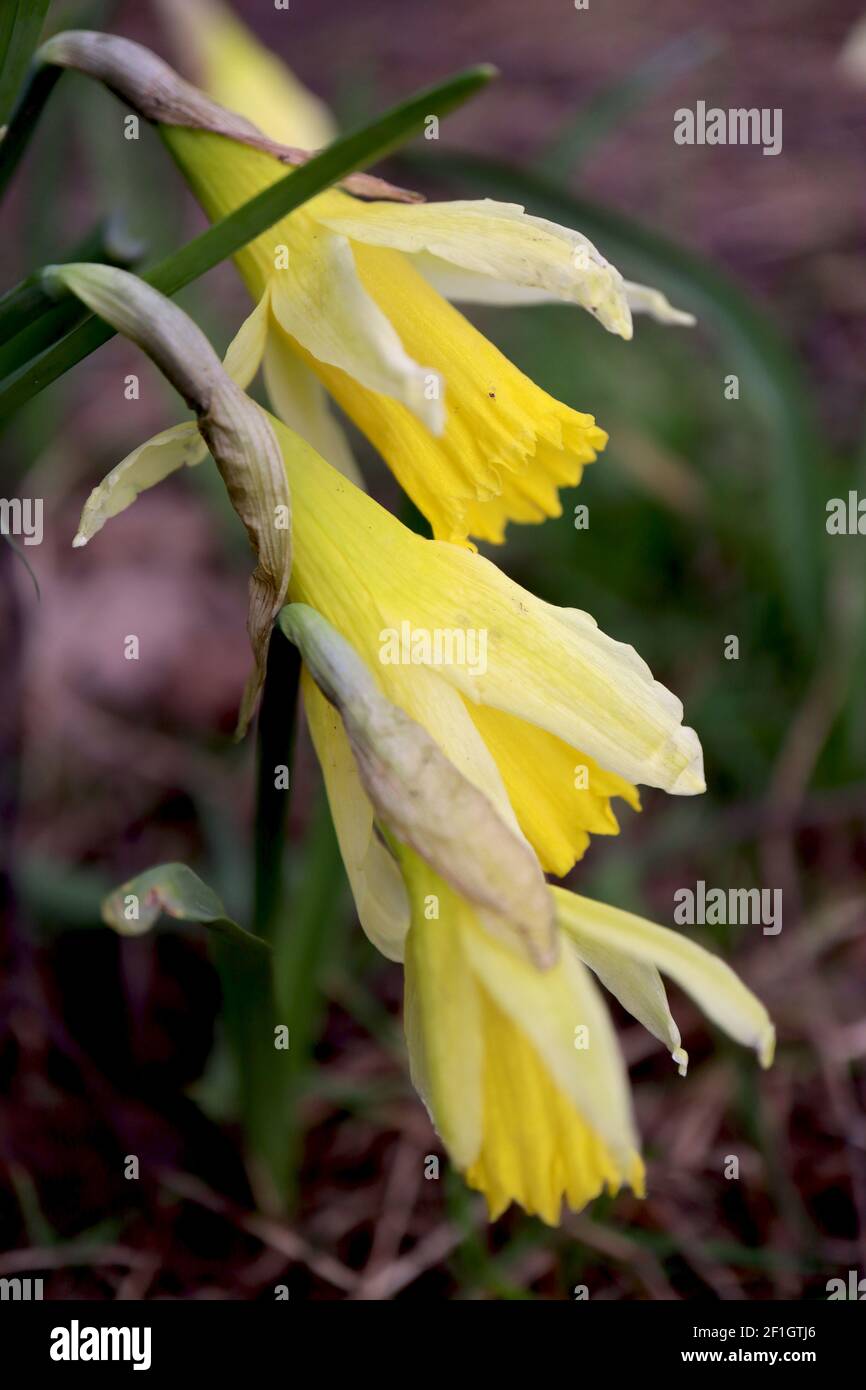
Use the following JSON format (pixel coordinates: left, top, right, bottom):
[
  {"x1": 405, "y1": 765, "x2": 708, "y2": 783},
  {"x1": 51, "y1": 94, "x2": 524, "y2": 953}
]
[
  {"x1": 101, "y1": 861, "x2": 269, "y2": 955},
  {"x1": 0, "y1": 0, "x2": 51, "y2": 126},
  {"x1": 0, "y1": 62, "x2": 496, "y2": 422}
]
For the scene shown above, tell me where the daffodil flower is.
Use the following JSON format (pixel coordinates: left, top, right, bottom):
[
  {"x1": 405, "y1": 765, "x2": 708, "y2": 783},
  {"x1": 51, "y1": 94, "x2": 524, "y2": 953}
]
[
  {"x1": 63, "y1": 261, "x2": 699, "y2": 936},
  {"x1": 75, "y1": 376, "x2": 704, "y2": 951},
  {"x1": 405, "y1": 859, "x2": 772, "y2": 1224},
  {"x1": 53, "y1": 12, "x2": 694, "y2": 544},
  {"x1": 60, "y1": 266, "x2": 768, "y2": 1226},
  {"x1": 283, "y1": 603, "x2": 773, "y2": 1225}
]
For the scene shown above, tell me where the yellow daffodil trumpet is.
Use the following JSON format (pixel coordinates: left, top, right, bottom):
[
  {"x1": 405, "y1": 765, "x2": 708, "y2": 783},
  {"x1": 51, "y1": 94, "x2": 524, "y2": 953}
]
[
  {"x1": 9, "y1": 0, "x2": 779, "y2": 1239},
  {"x1": 42, "y1": 22, "x2": 694, "y2": 546},
  {"x1": 72, "y1": 310, "x2": 705, "y2": 955},
  {"x1": 62, "y1": 267, "x2": 771, "y2": 1226},
  {"x1": 283, "y1": 604, "x2": 774, "y2": 1225}
]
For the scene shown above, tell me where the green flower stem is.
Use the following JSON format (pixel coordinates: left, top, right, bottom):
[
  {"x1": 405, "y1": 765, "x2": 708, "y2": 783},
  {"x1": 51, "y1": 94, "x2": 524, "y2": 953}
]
[
  {"x1": 0, "y1": 1, "x2": 51, "y2": 125},
  {"x1": 253, "y1": 626, "x2": 301, "y2": 944},
  {"x1": 274, "y1": 794, "x2": 345, "y2": 1209},
  {"x1": 0, "y1": 62, "x2": 495, "y2": 424},
  {"x1": 236, "y1": 626, "x2": 348, "y2": 1211},
  {"x1": 211, "y1": 935, "x2": 292, "y2": 1209},
  {"x1": 218, "y1": 625, "x2": 300, "y2": 1210},
  {"x1": 0, "y1": 57, "x2": 60, "y2": 199}
]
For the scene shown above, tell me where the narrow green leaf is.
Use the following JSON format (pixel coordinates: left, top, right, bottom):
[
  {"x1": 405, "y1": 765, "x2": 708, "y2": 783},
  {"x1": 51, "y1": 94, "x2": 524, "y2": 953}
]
[
  {"x1": 539, "y1": 30, "x2": 722, "y2": 180},
  {"x1": 0, "y1": 62, "x2": 496, "y2": 422},
  {"x1": 253, "y1": 624, "x2": 301, "y2": 941},
  {"x1": 0, "y1": 24, "x2": 60, "y2": 201},
  {"x1": 0, "y1": 0, "x2": 51, "y2": 126},
  {"x1": 101, "y1": 861, "x2": 269, "y2": 955}
]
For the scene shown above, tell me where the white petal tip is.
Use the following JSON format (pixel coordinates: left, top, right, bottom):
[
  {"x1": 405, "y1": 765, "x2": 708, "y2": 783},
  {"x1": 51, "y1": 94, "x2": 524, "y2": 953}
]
[
  {"x1": 624, "y1": 282, "x2": 697, "y2": 328},
  {"x1": 673, "y1": 1047, "x2": 689, "y2": 1077},
  {"x1": 72, "y1": 533, "x2": 89, "y2": 548},
  {"x1": 635, "y1": 305, "x2": 696, "y2": 329},
  {"x1": 668, "y1": 729, "x2": 706, "y2": 795},
  {"x1": 598, "y1": 300, "x2": 633, "y2": 340},
  {"x1": 759, "y1": 1027, "x2": 776, "y2": 1069}
]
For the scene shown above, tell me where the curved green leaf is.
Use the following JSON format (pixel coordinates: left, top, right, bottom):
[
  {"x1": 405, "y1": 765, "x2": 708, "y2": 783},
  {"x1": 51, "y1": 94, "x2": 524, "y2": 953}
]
[
  {"x1": 101, "y1": 861, "x2": 269, "y2": 955},
  {"x1": 0, "y1": 0, "x2": 51, "y2": 126},
  {"x1": 539, "y1": 29, "x2": 722, "y2": 180},
  {"x1": 0, "y1": 62, "x2": 496, "y2": 421}
]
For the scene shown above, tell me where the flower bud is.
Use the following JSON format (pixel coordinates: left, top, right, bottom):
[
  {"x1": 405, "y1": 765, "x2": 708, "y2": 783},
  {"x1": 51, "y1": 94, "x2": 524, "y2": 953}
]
[{"x1": 45, "y1": 261, "x2": 291, "y2": 726}]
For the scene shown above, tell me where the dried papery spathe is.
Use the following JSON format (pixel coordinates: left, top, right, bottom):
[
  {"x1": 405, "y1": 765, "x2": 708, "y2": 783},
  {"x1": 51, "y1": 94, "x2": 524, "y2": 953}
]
[{"x1": 45, "y1": 261, "x2": 291, "y2": 728}]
